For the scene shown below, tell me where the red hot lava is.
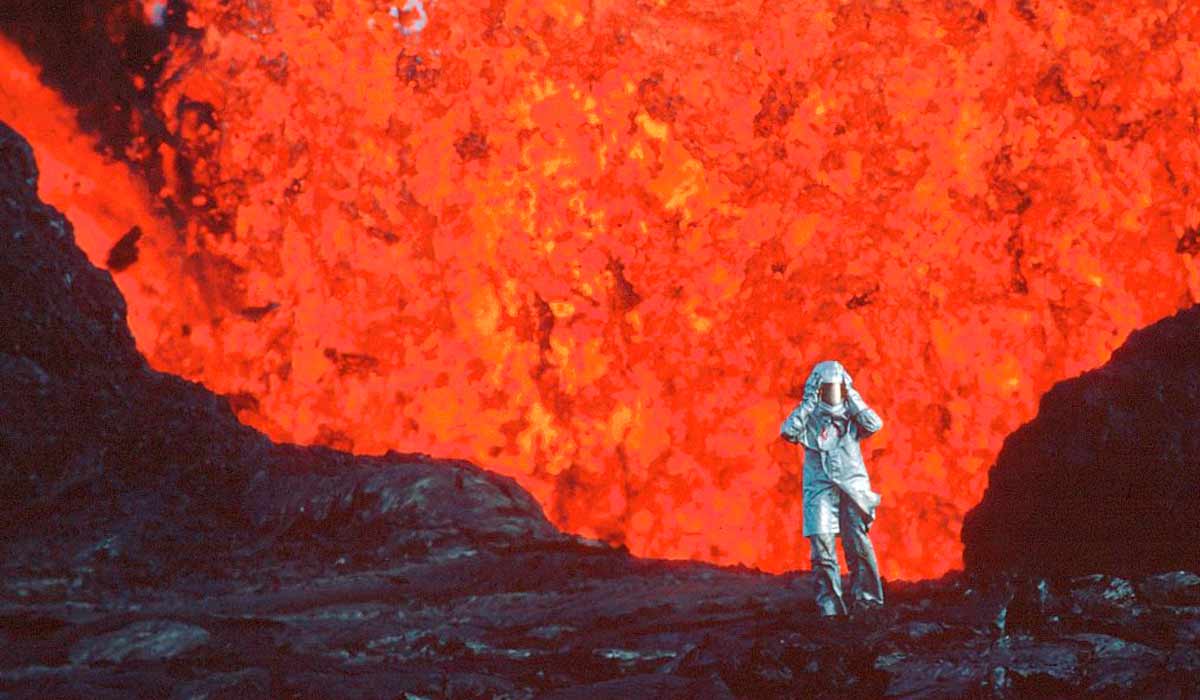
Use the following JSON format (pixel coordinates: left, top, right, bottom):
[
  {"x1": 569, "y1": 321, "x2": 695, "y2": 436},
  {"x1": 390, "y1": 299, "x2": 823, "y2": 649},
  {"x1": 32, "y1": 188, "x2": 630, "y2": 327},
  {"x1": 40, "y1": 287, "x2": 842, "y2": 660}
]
[{"x1": 3, "y1": 0, "x2": 1199, "y2": 580}]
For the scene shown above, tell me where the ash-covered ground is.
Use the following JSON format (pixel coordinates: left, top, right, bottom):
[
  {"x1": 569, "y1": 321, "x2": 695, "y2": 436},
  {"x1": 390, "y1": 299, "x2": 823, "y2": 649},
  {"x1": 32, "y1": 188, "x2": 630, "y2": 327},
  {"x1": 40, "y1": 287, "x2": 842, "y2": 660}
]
[{"x1": 2, "y1": 120, "x2": 1200, "y2": 698}]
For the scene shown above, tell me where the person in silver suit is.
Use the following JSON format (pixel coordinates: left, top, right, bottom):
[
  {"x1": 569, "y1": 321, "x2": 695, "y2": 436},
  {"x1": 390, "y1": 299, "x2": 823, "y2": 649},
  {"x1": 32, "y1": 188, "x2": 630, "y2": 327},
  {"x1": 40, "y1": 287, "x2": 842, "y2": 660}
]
[{"x1": 780, "y1": 360, "x2": 885, "y2": 617}]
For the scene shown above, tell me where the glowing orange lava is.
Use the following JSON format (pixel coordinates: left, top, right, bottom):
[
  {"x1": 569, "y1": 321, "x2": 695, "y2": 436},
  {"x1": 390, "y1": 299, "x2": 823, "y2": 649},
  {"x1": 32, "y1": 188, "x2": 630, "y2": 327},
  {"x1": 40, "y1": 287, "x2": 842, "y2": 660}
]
[
  {"x1": 0, "y1": 37, "x2": 190, "y2": 353},
  {"x1": 4, "y1": 0, "x2": 1200, "y2": 580}
]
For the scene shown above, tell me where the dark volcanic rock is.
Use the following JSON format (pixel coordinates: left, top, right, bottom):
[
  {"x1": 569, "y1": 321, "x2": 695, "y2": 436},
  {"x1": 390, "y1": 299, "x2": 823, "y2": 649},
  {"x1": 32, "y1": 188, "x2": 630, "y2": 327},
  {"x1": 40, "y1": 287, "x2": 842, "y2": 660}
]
[
  {"x1": 69, "y1": 620, "x2": 210, "y2": 665},
  {"x1": 1139, "y1": 571, "x2": 1200, "y2": 606},
  {"x1": 962, "y1": 304, "x2": 1200, "y2": 578},
  {"x1": 3, "y1": 120, "x2": 1200, "y2": 698}
]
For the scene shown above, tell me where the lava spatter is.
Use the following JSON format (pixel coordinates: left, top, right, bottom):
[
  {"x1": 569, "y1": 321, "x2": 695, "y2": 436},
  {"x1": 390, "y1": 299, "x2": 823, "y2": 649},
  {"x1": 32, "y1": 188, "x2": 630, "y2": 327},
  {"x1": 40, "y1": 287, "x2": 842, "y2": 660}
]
[{"x1": 2, "y1": 0, "x2": 1199, "y2": 580}]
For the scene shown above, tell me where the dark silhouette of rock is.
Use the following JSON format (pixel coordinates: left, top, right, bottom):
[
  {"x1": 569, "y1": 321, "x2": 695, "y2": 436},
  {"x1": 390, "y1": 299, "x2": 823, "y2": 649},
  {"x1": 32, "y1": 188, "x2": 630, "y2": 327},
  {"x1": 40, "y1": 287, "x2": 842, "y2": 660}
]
[
  {"x1": 962, "y1": 304, "x2": 1200, "y2": 578},
  {"x1": 3, "y1": 120, "x2": 1200, "y2": 697},
  {"x1": 104, "y1": 225, "x2": 142, "y2": 271}
]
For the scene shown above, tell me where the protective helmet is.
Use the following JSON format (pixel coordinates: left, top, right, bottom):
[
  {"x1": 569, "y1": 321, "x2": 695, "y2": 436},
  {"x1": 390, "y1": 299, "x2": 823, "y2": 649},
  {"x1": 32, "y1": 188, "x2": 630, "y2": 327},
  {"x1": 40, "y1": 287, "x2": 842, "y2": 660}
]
[{"x1": 809, "y1": 360, "x2": 848, "y2": 405}]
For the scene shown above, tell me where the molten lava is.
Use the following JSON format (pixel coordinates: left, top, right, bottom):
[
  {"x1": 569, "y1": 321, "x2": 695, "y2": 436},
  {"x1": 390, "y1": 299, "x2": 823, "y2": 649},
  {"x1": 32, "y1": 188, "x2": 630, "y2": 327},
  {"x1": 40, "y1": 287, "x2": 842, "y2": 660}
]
[{"x1": 4, "y1": 0, "x2": 1200, "y2": 580}]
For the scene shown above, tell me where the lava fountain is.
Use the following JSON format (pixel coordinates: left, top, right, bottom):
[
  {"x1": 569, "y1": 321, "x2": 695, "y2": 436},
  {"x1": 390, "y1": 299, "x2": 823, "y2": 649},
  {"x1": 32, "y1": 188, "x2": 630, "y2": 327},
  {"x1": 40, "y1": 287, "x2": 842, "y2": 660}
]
[{"x1": 2, "y1": 0, "x2": 1199, "y2": 580}]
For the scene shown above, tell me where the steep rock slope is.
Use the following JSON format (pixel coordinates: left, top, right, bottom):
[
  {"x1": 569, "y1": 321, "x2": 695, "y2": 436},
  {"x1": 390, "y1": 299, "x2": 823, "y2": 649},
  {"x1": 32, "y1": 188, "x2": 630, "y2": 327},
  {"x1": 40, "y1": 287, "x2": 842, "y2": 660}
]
[{"x1": 963, "y1": 304, "x2": 1200, "y2": 577}]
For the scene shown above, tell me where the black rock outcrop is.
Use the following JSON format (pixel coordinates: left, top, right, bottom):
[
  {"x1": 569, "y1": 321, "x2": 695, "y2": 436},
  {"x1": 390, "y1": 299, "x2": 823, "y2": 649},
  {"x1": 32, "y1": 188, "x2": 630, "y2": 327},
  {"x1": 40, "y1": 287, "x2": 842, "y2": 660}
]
[
  {"x1": 963, "y1": 304, "x2": 1200, "y2": 578},
  {"x1": 3, "y1": 119, "x2": 1200, "y2": 698}
]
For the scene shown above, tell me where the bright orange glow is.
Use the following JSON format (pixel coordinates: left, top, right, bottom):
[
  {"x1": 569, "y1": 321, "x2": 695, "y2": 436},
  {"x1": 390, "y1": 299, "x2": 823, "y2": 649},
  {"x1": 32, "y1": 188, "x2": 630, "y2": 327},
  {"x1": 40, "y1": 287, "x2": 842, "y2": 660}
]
[
  {"x1": 4, "y1": 0, "x2": 1200, "y2": 580},
  {"x1": 0, "y1": 38, "x2": 194, "y2": 354}
]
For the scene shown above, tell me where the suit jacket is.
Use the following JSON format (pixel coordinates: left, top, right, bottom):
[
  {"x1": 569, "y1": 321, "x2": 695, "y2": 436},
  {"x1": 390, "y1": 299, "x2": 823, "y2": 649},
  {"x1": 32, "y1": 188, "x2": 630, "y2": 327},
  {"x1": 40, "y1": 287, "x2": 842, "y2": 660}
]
[{"x1": 780, "y1": 360, "x2": 883, "y2": 536}]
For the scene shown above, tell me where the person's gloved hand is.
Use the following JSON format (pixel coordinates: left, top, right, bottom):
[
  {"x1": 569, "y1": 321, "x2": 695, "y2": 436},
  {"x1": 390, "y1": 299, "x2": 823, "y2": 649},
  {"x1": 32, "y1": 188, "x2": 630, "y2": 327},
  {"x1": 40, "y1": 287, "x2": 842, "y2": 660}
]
[
  {"x1": 782, "y1": 365, "x2": 825, "y2": 442},
  {"x1": 845, "y1": 383, "x2": 869, "y2": 417}
]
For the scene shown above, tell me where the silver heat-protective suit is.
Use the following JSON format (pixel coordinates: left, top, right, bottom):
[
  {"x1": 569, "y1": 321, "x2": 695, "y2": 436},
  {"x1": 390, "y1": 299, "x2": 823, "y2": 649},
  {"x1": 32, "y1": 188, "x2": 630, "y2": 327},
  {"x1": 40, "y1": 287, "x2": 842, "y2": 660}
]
[{"x1": 780, "y1": 360, "x2": 885, "y2": 616}]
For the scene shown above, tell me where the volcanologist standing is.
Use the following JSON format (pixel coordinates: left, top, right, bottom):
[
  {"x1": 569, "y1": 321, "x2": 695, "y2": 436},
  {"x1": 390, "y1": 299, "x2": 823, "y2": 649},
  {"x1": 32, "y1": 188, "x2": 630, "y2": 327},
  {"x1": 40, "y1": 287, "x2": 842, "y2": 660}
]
[{"x1": 780, "y1": 360, "x2": 885, "y2": 617}]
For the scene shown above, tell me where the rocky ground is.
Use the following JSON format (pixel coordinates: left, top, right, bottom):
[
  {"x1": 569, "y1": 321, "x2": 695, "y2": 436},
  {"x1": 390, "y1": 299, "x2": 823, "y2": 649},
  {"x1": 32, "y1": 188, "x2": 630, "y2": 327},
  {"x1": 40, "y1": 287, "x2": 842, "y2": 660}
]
[
  {"x1": 4, "y1": 554, "x2": 1200, "y2": 697},
  {"x1": 3, "y1": 118, "x2": 1200, "y2": 698}
]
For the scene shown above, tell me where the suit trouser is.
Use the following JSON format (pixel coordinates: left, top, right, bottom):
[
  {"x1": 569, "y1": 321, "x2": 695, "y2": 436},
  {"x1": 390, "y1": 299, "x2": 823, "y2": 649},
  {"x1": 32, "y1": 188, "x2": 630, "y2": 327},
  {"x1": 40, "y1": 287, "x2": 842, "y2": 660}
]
[{"x1": 809, "y1": 488, "x2": 884, "y2": 616}]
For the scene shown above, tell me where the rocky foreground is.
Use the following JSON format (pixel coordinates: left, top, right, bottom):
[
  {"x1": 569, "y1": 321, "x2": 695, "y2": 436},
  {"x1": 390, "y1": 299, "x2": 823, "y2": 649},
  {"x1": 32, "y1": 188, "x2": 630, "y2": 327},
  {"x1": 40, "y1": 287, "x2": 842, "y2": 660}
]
[
  {"x1": 3, "y1": 120, "x2": 1200, "y2": 698},
  {"x1": 5, "y1": 556, "x2": 1200, "y2": 698}
]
